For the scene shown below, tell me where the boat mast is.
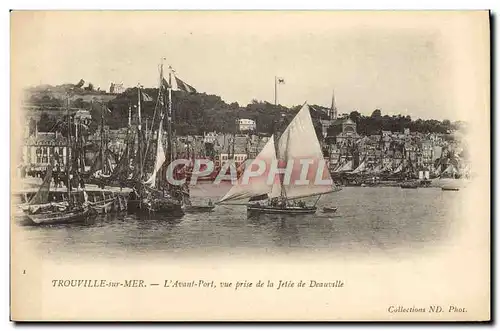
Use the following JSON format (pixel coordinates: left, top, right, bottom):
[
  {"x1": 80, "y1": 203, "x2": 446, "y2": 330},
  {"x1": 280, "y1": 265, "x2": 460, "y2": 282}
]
[
  {"x1": 137, "y1": 85, "x2": 143, "y2": 179},
  {"x1": 128, "y1": 101, "x2": 132, "y2": 128},
  {"x1": 66, "y1": 93, "x2": 72, "y2": 206},
  {"x1": 157, "y1": 59, "x2": 166, "y2": 188},
  {"x1": 100, "y1": 104, "x2": 105, "y2": 174},
  {"x1": 274, "y1": 114, "x2": 288, "y2": 201},
  {"x1": 167, "y1": 66, "x2": 173, "y2": 164}
]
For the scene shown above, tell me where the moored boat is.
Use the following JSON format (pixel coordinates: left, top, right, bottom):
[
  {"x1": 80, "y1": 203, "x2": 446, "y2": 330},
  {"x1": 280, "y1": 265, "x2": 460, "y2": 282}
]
[
  {"x1": 89, "y1": 198, "x2": 115, "y2": 214},
  {"x1": 22, "y1": 101, "x2": 94, "y2": 225},
  {"x1": 400, "y1": 181, "x2": 419, "y2": 189},
  {"x1": 26, "y1": 204, "x2": 92, "y2": 225},
  {"x1": 323, "y1": 207, "x2": 338, "y2": 213},
  {"x1": 248, "y1": 204, "x2": 316, "y2": 214},
  {"x1": 441, "y1": 186, "x2": 460, "y2": 191}
]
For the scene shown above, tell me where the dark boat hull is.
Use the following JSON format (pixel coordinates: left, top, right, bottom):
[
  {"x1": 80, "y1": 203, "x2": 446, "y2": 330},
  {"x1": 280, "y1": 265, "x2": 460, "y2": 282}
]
[
  {"x1": 127, "y1": 199, "x2": 184, "y2": 216},
  {"x1": 323, "y1": 207, "x2": 338, "y2": 213},
  {"x1": 247, "y1": 205, "x2": 317, "y2": 215},
  {"x1": 26, "y1": 206, "x2": 92, "y2": 225},
  {"x1": 183, "y1": 206, "x2": 215, "y2": 213},
  {"x1": 442, "y1": 187, "x2": 460, "y2": 191}
]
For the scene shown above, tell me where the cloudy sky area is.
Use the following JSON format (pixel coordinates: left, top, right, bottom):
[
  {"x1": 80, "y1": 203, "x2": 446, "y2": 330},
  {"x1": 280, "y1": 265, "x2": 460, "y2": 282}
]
[{"x1": 12, "y1": 11, "x2": 488, "y2": 121}]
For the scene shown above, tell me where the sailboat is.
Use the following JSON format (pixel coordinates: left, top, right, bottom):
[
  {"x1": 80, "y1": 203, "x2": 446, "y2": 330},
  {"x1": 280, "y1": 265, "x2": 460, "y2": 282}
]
[
  {"x1": 127, "y1": 62, "x2": 186, "y2": 216},
  {"x1": 23, "y1": 96, "x2": 92, "y2": 225},
  {"x1": 217, "y1": 103, "x2": 341, "y2": 214},
  {"x1": 87, "y1": 102, "x2": 115, "y2": 187}
]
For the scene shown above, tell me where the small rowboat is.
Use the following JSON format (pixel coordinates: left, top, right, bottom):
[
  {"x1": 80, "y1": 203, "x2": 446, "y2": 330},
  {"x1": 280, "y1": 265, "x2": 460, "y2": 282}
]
[
  {"x1": 323, "y1": 207, "x2": 338, "y2": 213},
  {"x1": 442, "y1": 186, "x2": 460, "y2": 191}
]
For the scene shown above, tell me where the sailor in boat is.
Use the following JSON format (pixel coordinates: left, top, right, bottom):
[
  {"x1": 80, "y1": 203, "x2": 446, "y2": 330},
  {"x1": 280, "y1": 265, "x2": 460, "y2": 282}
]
[
  {"x1": 129, "y1": 188, "x2": 139, "y2": 201},
  {"x1": 52, "y1": 165, "x2": 60, "y2": 188}
]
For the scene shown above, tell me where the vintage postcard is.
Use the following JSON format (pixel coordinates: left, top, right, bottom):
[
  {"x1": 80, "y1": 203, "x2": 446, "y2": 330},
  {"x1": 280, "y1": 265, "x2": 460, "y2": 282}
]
[{"x1": 10, "y1": 10, "x2": 490, "y2": 321}]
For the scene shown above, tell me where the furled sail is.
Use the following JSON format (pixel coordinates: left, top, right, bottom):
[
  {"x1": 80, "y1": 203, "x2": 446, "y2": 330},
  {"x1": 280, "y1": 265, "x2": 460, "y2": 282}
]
[
  {"x1": 218, "y1": 135, "x2": 277, "y2": 203},
  {"x1": 110, "y1": 131, "x2": 136, "y2": 181},
  {"x1": 144, "y1": 119, "x2": 166, "y2": 188},
  {"x1": 269, "y1": 103, "x2": 334, "y2": 199}
]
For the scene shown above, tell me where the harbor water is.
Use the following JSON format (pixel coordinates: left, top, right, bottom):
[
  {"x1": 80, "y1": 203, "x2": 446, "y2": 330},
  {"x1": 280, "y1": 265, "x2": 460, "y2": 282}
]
[{"x1": 13, "y1": 183, "x2": 466, "y2": 260}]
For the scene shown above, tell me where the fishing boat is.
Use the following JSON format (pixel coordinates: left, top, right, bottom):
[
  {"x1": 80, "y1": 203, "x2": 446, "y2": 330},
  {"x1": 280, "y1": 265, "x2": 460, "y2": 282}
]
[
  {"x1": 217, "y1": 103, "x2": 341, "y2": 214},
  {"x1": 26, "y1": 203, "x2": 91, "y2": 225},
  {"x1": 128, "y1": 61, "x2": 202, "y2": 216},
  {"x1": 322, "y1": 207, "x2": 338, "y2": 213},
  {"x1": 88, "y1": 192, "x2": 116, "y2": 214},
  {"x1": 23, "y1": 96, "x2": 92, "y2": 225},
  {"x1": 400, "y1": 181, "x2": 419, "y2": 189},
  {"x1": 442, "y1": 186, "x2": 460, "y2": 191},
  {"x1": 85, "y1": 101, "x2": 116, "y2": 188}
]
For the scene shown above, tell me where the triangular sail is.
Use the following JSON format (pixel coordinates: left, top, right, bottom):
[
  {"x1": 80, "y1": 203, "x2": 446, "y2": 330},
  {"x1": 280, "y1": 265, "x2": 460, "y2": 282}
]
[
  {"x1": 337, "y1": 159, "x2": 353, "y2": 172},
  {"x1": 351, "y1": 159, "x2": 367, "y2": 174},
  {"x1": 29, "y1": 162, "x2": 53, "y2": 205},
  {"x1": 269, "y1": 104, "x2": 334, "y2": 199},
  {"x1": 370, "y1": 163, "x2": 382, "y2": 174},
  {"x1": 144, "y1": 119, "x2": 166, "y2": 188},
  {"x1": 392, "y1": 161, "x2": 403, "y2": 174},
  {"x1": 331, "y1": 160, "x2": 345, "y2": 173},
  {"x1": 218, "y1": 135, "x2": 277, "y2": 203}
]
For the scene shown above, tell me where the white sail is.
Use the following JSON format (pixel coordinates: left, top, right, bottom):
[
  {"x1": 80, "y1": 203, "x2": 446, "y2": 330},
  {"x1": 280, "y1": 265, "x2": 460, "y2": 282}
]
[
  {"x1": 144, "y1": 119, "x2": 166, "y2": 187},
  {"x1": 351, "y1": 159, "x2": 367, "y2": 174},
  {"x1": 331, "y1": 160, "x2": 342, "y2": 173},
  {"x1": 337, "y1": 159, "x2": 353, "y2": 172},
  {"x1": 381, "y1": 161, "x2": 392, "y2": 173},
  {"x1": 392, "y1": 161, "x2": 403, "y2": 174},
  {"x1": 218, "y1": 135, "x2": 277, "y2": 203},
  {"x1": 441, "y1": 164, "x2": 458, "y2": 177},
  {"x1": 270, "y1": 103, "x2": 334, "y2": 199},
  {"x1": 370, "y1": 163, "x2": 382, "y2": 174}
]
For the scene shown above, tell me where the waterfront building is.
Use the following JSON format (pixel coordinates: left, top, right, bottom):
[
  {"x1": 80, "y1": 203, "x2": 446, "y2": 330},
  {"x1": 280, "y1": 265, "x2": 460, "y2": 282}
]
[
  {"x1": 23, "y1": 131, "x2": 69, "y2": 170},
  {"x1": 237, "y1": 119, "x2": 256, "y2": 132}
]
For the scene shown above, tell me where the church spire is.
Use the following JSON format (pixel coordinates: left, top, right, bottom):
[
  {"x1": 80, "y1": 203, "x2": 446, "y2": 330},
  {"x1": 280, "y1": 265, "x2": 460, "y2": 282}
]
[{"x1": 330, "y1": 89, "x2": 337, "y2": 120}]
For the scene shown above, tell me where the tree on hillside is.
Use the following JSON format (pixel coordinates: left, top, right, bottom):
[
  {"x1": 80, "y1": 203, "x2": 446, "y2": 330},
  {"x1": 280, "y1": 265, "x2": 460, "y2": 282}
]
[
  {"x1": 371, "y1": 109, "x2": 382, "y2": 118},
  {"x1": 349, "y1": 111, "x2": 361, "y2": 123}
]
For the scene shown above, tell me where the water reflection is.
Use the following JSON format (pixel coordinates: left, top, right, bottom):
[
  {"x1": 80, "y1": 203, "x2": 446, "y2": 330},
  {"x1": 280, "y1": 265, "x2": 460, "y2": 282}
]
[
  {"x1": 247, "y1": 213, "x2": 301, "y2": 247},
  {"x1": 13, "y1": 186, "x2": 462, "y2": 258}
]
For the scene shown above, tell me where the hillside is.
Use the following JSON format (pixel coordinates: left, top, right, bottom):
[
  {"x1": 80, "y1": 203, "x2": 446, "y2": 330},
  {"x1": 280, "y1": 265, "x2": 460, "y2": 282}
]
[{"x1": 24, "y1": 83, "x2": 460, "y2": 138}]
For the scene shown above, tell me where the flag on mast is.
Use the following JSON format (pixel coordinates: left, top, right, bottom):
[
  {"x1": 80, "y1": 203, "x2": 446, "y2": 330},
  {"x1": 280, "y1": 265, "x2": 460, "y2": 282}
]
[
  {"x1": 276, "y1": 77, "x2": 285, "y2": 84},
  {"x1": 163, "y1": 75, "x2": 197, "y2": 93},
  {"x1": 141, "y1": 91, "x2": 153, "y2": 102},
  {"x1": 173, "y1": 76, "x2": 197, "y2": 93}
]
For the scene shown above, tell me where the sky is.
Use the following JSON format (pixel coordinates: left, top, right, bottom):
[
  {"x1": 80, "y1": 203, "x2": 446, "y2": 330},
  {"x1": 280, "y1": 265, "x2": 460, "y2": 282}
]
[{"x1": 11, "y1": 11, "x2": 489, "y2": 121}]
